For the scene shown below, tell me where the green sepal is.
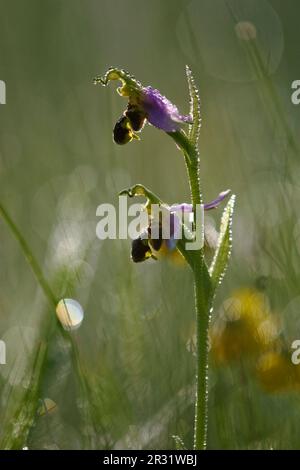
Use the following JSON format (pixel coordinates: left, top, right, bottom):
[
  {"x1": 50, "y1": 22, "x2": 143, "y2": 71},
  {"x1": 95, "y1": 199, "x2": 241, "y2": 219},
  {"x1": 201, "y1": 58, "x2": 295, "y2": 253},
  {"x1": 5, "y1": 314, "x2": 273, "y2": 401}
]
[
  {"x1": 186, "y1": 66, "x2": 201, "y2": 148},
  {"x1": 119, "y1": 184, "x2": 162, "y2": 206},
  {"x1": 209, "y1": 195, "x2": 235, "y2": 292},
  {"x1": 93, "y1": 67, "x2": 142, "y2": 97}
]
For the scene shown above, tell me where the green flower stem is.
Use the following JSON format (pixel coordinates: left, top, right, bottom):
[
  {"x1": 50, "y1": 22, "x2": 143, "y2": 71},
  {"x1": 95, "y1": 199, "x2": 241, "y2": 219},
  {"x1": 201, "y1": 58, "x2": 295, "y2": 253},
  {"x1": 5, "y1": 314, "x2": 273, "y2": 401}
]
[
  {"x1": 169, "y1": 130, "x2": 211, "y2": 450},
  {"x1": 168, "y1": 130, "x2": 202, "y2": 208},
  {"x1": 122, "y1": 130, "x2": 212, "y2": 450},
  {"x1": 193, "y1": 263, "x2": 212, "y2": 450}
]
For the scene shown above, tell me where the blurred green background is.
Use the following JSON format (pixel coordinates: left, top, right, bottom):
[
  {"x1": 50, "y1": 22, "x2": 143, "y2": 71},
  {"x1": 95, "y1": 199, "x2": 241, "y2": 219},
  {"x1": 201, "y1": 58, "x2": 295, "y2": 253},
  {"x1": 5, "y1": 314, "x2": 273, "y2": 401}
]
[{"x1": 1, "y1": 0, "x2": 300, "y2": 450}]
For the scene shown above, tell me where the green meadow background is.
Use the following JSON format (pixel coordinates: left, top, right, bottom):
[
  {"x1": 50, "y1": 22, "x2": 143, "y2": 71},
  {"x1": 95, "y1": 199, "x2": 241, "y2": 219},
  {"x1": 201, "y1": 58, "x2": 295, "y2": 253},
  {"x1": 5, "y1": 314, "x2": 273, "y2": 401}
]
[{"x1": 0, "y1": 0, "x2": 300, "y2": 449}]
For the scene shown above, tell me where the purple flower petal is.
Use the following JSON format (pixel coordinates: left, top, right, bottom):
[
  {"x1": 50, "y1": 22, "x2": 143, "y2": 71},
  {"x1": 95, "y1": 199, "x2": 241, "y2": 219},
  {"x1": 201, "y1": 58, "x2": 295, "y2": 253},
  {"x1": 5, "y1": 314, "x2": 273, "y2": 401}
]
[
  {"x1": 170, "y1": 203, "x2": 193, "y2": 213},
  {"x1": 203, "y1": 190, "x2": 231, "y2": 210},
  {"x1": 140, "y1": 86, "x2": 192, "y2": 132},
  {"x1": 170, "y1": 191, "x2": 231, "y2": 213},
  {"x1": 165, "y1": 238, "x2": 178, "y2": 251},
  {"x1": 150, "y1": 190, "x2": 231, "y2": 253}
]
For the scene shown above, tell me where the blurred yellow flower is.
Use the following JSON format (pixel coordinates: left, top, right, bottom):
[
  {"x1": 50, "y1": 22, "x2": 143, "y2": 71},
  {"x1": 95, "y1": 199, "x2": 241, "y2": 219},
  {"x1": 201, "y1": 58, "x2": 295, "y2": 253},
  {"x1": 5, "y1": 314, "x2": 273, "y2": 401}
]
[
  {"x1": 256, "y1": 351, "x2": 296, "y2": 393},
  {"x1": 210, "y1": 288, "x2": 280, "y2": 365}
]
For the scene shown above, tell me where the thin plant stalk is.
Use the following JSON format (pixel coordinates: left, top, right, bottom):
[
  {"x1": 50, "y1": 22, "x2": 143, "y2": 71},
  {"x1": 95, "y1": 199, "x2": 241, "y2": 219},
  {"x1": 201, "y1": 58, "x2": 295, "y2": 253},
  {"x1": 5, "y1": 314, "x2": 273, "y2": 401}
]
[{"x1": 169, "y1": 130, "x2": 211, "y2": 449}]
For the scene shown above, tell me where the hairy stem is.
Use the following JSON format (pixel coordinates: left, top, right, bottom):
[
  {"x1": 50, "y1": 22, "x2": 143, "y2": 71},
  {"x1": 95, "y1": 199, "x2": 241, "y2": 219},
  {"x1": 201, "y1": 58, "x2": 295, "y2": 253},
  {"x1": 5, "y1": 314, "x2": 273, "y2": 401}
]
[
  {"x1": 169, "y1": 130, "x2": 211, "y2": 450},
  {"x1": 168, "y1": 130, "x2": 202, "y2": 207},
  {"x1": 193, "y1": 263, "x2": 212, "y2": 450}
]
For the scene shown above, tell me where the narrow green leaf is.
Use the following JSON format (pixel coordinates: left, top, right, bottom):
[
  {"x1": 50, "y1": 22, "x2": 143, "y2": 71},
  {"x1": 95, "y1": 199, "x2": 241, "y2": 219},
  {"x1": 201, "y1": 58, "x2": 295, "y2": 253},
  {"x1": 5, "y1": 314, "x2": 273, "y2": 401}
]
[
  {"x1": 209, "y1": 195, "x2": 235, "y2": 291},
  {"x1": 186, "y1": 65, "x2": 201, "y2": 148}
]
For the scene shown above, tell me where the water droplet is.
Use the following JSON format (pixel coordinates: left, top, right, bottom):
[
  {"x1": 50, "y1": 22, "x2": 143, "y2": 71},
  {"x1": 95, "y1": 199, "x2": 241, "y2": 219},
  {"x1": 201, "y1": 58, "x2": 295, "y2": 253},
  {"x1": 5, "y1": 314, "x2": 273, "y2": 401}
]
[{"x1": 56, "y1": 299, "x2": 84, "y2": 331}]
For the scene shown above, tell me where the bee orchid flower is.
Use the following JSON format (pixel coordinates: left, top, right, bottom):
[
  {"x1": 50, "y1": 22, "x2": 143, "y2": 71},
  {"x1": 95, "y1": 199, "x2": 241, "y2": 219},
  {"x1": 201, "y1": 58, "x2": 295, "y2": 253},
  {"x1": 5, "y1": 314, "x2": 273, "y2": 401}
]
[
  {"x1": 131, "y1": 189, "x2": 231, "y2": 263},
  {"x1": 94, "y1": 67, "x2": 192, "y2": 144},
  {"x1": 97, "y1": 66, "x2": 236, "y2": 450}
]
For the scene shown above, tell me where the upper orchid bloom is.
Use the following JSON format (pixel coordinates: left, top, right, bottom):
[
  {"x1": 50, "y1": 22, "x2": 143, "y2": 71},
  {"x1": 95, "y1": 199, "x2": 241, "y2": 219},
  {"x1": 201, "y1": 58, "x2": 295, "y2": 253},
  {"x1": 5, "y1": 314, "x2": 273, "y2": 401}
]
[{"x1": 94, "y1": 67, "x2": 192, "y2": 144}]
